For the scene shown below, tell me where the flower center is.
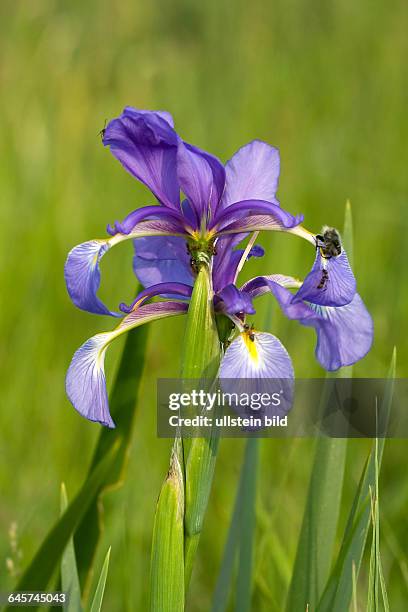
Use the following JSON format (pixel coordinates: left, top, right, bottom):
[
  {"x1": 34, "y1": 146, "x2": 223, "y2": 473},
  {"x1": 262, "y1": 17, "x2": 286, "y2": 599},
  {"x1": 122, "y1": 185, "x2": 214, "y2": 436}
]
[{"x1": 187, "y1": 236, "x2": 217, "y2": 273}]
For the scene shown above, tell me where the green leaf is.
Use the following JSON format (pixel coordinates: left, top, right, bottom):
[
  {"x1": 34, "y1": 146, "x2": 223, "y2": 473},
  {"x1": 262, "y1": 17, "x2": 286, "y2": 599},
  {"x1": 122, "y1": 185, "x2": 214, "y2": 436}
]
[
  {"x1": 74, "y1": 308, "x2": 149, "y2": 596},
  {"x1": 285, "y1": 433, "x2": 348, "y2": 610},
  {"x1": 235, "y1": 438, "x2": 259, "y2": 612},
  {"x1": 88, "y1": 548, "x2": 111, "y2": 612},
  {"x1": 150, "y1": 439, "x2": 185, "y2": 612},
  {"x1": 211, "y1": 439, "x2": 259, "y2": 612},
  {"x1": 182, "y1": 266, "x2": 222, "y2": 588},
  {"x1": 317, "y1": 349, "x2": 396, "y2": 612},
  {"x1": 7, "y1": 443, "x2": 119, "y2": 606},
  {"x1": 61, "y1": 483, "x2": 83, "y2": 612}
]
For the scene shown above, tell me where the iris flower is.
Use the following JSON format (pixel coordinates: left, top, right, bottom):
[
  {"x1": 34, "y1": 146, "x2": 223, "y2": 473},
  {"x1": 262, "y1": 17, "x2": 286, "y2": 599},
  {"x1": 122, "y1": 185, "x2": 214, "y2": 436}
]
[{"x1": 65, "y1": 108, "x2": 373, "y2": 428}]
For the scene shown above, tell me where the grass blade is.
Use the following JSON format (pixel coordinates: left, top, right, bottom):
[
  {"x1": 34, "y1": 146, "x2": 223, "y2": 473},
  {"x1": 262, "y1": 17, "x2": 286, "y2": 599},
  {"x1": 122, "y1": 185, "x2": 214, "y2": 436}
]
[
  {"x1": 61, "y1": 484, "x2": 83, "y2": 612},
  {"x1": 317, "y1": 349, "x2": 396, "y2": 612},
  {"x1": 212, "y1": 439, "x2": 259, "y2": 612},
  {"x1": 150, "y1": 439, "x2": 185, "y2": 612},
  {"x1": 7, "y1": 442, "x2": 119, "y2": 605},
  {"x1": 75, "y1": 312, "x2": 148, "y2": 595},
  {"x1": 235, "y1": 438, "x2": 259, "y2": 612},
  {"x1": 285, "y1": 433, "x2": 348, "y2": 610},
  {"x1": 88, "y1": 548, "x2": 111, "y2": 612}
]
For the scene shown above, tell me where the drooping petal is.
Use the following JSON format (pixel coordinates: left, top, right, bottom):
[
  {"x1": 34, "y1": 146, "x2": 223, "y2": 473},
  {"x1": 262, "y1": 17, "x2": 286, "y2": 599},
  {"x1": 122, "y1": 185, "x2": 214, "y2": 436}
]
[
  {"x1": 186, "y1": 143, "x2": 226, "y2": 216},
  {"x1": 222, "y1": 140, "x2": 280, "y2": 208},
  {"x1": 119, "y1": 282, "x2": 192, "y2": 313},
  {"x1": 214, "y1": 284, "x2": 255, "y2": 316},
  {"x1": 66, "y1": 301, "x2": 188, "y2": 427},
  {"x1": 176, "y1": 142, "x2": 214, "y2": 223},
  {"x1": 103, "y1": 108, "x2": 180, "y2": 209},
  {"x1": 293, "y1": 250, "x2": 356, "y2": 307},
  {"x1": 133, "y1": 235, "x2": 193, "y2": 289},
  {"x1": 213, "y1": 199, "x2": 303, "y2": 234},
  {"x1": 219, "y1": 331, "x2": 294, "y2": 379},
  {"x1": 65, "y1": 220, "x2": 187, "y2": 315},
  {"x1": 310, "y1": 294, "x2": 373, "y2": 371},
  {"x1": 245, "y1": 276, "x2": 372, "y2": 371},
  {"x1": 65, "y1": 240, "x2": 120, "y2": 317},
  {"x1": 66, "y1": 332, "x2": 114, "y2": 428}
]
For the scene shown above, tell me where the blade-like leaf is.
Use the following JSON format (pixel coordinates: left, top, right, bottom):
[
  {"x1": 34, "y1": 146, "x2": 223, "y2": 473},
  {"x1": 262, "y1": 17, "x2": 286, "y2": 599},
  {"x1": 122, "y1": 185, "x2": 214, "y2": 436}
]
[
  {"x1": 88, "y1": 548, "x2": 111, "y2": 612},
  {"x1": 235, "y1": 438, "x2": 259, "y2": 612},
  {"x1": 317, "y1": 349, "x2": 396, "y2": 612},
  {"x1": 61, "y1": 483, "x2": 83, "y2": 612},
  {"x1": 150, "y1": 439, "x2": 185, "y2": 612},
  {"x1": 75, "y1": 304, "x2": 148, "y2": 595},
  {"x1": 7, "y1": 442, "x2": 119, "y2": 605},
  {"x1": 212, "y1": 439, "x2": 259, "y2": 612}
]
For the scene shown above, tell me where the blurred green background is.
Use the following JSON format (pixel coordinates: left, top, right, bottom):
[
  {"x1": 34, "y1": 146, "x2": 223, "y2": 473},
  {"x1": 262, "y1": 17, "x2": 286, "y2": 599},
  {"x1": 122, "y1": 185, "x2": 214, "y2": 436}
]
[{"x1": 1, "y1": 0, "x2": 407, "y2": 609}]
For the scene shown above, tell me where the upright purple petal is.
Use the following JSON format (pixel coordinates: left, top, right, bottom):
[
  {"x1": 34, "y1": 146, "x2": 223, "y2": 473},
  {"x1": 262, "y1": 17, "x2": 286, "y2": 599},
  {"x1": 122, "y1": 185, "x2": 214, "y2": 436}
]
[
  {"x1": 293, "y1": 250, "x2": 356, "y2": 307},
  {"x1": 103, "y1": 108, "x2": 180, "y2": 209},
  {"x1": 185, "y1": 143, "x2": 226, "y2": 216},
  {"x1": 66, "y1": 301, "x2": 188, "y2": 427},
  {"x1": 214, "y1": 284, "x2": 256, "y2": 316},
  {"x1": 176, "y1": 141, "x2": 213, "y2": 222},
  {"x1": 221, "y1": 140, "x2": 280, "y2": 208},
  {"x1": 133, "y1": 235, "x2": 193, "y2": 289},
  {"x1": 65, "y1": 240, "x2": 120, "y2": 317},
  {"x1": 119, "y1": 282, "x2": 192, "y2": 313}
]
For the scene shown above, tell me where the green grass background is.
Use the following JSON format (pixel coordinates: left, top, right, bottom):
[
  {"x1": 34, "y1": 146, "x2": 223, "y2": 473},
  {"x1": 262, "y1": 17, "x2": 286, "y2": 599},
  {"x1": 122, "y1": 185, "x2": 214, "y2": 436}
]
[{"x1": 0, "y1": 0, "x2": 407, "y2": 609}]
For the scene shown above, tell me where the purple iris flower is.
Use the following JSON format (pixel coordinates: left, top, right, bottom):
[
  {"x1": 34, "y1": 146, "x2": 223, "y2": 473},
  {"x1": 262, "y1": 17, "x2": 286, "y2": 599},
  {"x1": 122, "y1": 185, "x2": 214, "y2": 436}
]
[
  {"x1": 64, "y1": 108, "x2": 303, "y2": 317},
  {"x1": 65, "y1": 108, "x2": 373, "y2": 428}
]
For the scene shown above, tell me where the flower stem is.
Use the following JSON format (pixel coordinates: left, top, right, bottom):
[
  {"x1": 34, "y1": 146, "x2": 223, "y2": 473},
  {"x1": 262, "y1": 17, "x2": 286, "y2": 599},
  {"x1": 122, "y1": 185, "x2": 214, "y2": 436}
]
[{"x1": 181, "y1": 265, "x2": 222, "y2": 590}]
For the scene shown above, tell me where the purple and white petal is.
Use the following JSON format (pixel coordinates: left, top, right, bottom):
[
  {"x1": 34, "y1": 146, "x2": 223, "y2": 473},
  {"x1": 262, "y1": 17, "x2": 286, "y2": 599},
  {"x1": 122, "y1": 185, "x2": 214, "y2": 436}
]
[
  {"x1": 66, "y1": 332, "x2": 115, "y2": 427},
  {"x1": 293, "y1": 250, "x2": 356, "y2": 307},
  {"x1": 219, "y1": 331, "x2": 294, "y2": 379},
  {"x1": 65, "y1": 221, "x2": 187, "y2": 316},
  {"x1": 103, "y1": 108, "x2": 180, "y2": 209},
  {"x1": 65, "y1": 240, "x2": 120, "y2": 317},
  {"x1": 222, "y1": 140, "x2": 280, "y2": 208},
  {"x1": 66, "y1": 301, "x2": 188, "y2": 427},
  {"x1": 133, "y1": 235, "x2": 193, "y2": 290},
  {"x1": 214, "y1": 284, "x2": 255, "y2": 316},
  {"x1": 119, "y1": 281, "x2": 192, "y2": 313},
  {"x1": 310, "y1": 293, "x2": 373, "y2": 371},
  {"x1": 176, "y1": 141, "x2": 213, "y2": 222}
]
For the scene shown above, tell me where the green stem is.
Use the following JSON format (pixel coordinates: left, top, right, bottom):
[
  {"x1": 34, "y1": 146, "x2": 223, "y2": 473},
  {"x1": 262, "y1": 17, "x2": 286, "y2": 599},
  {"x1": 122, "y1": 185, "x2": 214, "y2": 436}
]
[{"x1": 181, "y1": 265, "x2": 222, "y2": 591}]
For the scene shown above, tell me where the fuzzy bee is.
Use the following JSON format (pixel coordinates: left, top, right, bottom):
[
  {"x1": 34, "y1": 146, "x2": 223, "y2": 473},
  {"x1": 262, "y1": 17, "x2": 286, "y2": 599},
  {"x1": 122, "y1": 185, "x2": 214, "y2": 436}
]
[{"x1": 315, "y1": 226, "x2": 342, "y2": 259}]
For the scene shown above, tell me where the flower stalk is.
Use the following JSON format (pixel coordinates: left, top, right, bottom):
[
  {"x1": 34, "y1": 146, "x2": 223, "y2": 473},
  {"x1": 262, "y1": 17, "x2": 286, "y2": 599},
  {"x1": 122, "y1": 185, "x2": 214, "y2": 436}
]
[{"x1": 181, "y1": 264, "x2": 222, "y2": 589}]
